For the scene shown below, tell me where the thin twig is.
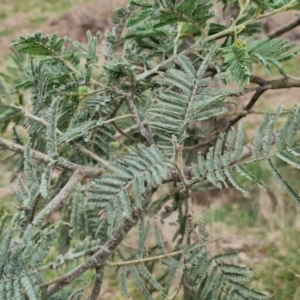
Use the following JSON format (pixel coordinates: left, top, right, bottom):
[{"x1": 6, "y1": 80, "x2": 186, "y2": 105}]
[
  {"x1": 249, "y1": 75, "x2": 269, "y2": 86},
  {"x1": 268, "y1": 15, "x2": 300, "y2": 38},
  {"x1": 106, "y1": 237, "x2": 222, "y2": 267},
  {"x1": 261, "y1": 77, "x2": 300, "y2": 89},
  {"x1": 126, "y1": 87, "x2": 154, "y2": 145},
  {"x1": 87, "y1": 267, "x2": 104, "y2": 300},
  {"x1": 172, "y1": 135, "x2": 190, "y2": 189},
  {"x1": 70, "y1": 142, "x2": 108, "y2": 166},
  {"x1": 136, "y1": 0, "x2": 298, "y2": 82},
  {"x1": 46, "y1": 190, "x2": 153, "y2": 297},
  {"x1": 11, "y1": 104, "x2": 108, "y2": 166},
  {"x1": 105, "y1": 98, "x2": 126, "y2": 121},
  {"x1": 0, "y1": 136, "x2": 190, "y2": 183},
  {"x1": 32, "y1": 169, "x2": 85, "y2": 226},
  {"x1": 38, "y1": 245, "x2": 102, "y2": 273},
  {"x1": 185, "y1": 75, "x2": 300, "y2": 151},
  {"x1": 112, "y1": 122, "x2": 136, "y2": 142},
  {"x1": 183, "y1": 138, "x2": 216, "y2": 151},
  {"x1": 102, "y1": 114, "x2": 134, "y2": 125},
  {"x1": 223, "y1": 74, "x2": 300, "y2": 131},
  {"x1": 19, "y1": 187, "x2": 41, "y2": 236},
  {"x1": 114, "y1": 123, "x2": 140, "y2": 139},
  {"x1": 167, "y1": 136, "x2": 194, "y2": 300},
  {"x1": 0, "y1": 137, "x2": 103, "y2": 178},
  {"x1": 216, "y1": 109, "x2": 290, "y2": 120},
  {"x1": 224, "y1": 87, "x2": 268, "y2": 131}
]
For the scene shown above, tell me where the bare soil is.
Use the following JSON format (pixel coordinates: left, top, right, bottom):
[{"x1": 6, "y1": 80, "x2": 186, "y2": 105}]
[{"x1": 0, "y1": 0, "x2": 128, "y2": 60}]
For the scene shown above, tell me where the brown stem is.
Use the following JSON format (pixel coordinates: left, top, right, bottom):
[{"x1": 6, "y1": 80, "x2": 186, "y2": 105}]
[
  {"x1": 183, "y1": 138, "x2": 216, "y2": 151},
  {"x1": 225, "y1": 77, "x2": 300, "y2": 131},
  {"x1": 225, "y1": 87, "x2": 267, "y2": 131},
  {"x1": 0, "y1": 137, "x2": 103, "y2": 178},
  {"x1": 167, "y1": 136, "x2": 194, "y2": 299},
  {"x1": 105, "y1": 237, "x2": 222, "y2": 267},
  {"x1": 11, "y1": 104, "x2": 108, "y2": 166},
  {"x1": 112, "y1": 121, "x2": 136, "y2": 142},
  {"x1": 87, "y1": 267, "x2": 104, "y2": 300},
  {"x1": 114, "y1": 123, "x2": 139, "y2": 139},
  {"x1": 46, "y1": 190, "x2": 153, "y2": 297},
  {"x1": 126, "y1": 87, "x2": 154, "y2": 145},
  {"x1": 32, "y1": 169, "x2": 85, "y2": 226},
  {"x1": 0, "y1": 136, "x2": 189, "y2": 184},
  {"x1": 268, "y1": 15, "x2": 300, "y2": 38},
  {"x1": 187, "y1": 74, "x2": 300, "y2": 152}
]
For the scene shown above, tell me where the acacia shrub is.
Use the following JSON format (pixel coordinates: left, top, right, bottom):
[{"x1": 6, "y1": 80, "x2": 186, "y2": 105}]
[{"x1": 0, "y1": 0, "x2": 300, "y2": 299}]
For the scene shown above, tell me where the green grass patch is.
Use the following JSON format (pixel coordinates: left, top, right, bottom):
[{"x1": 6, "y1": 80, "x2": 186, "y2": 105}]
[
  {"x1": 0, "y1": 28, "x2": 15, "y2": 37},
  {"x1": 29, "y1": 16, "x2": 48, "y2": 26},
  {"x1": 281, "y1": 57, "x2": 300, "y2": 75},
  {"x1": 205, "y1": 199, "x2": 259, "y2": 228},
  {"x1": 0, "y1": 12, "x2": 7, "y2": 20},
  {"x1": 253, "y1": 228, "x2": 300, "y2": 299}
]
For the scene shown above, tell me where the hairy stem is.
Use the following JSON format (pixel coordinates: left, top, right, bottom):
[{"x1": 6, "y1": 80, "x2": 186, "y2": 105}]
[
  {"x1": 112, "y1": 121, "x2": 137, "y2": 142},
  {"x1": 46, "y1": 190, "x2": 153, "y2": 297},
  {"x1": 32, "y1": 169, "x2": 85, "y2": 226},
  {"x1": 106, "y1": 237, "x2": 222, "y2": 267},
  {"x1": 126, "y1": 87, "x2": 154, "y2": 145},
  {"x1": 11, "y1": 104, "x2": 108, "y2": 166},
  {"x1": 167, "y1": 135, "x2": 194, "y2": 299},
  {"x1": 87, "y1": 267, "x2": 104, "y2": 300},
  {"x1": 114, "y1": 123, "x2": 141, "y2": 139},
  {"x1": 0, "y1": 137, "x2": 103, "y2": 178},
  {"x1": 225, "y1": 88, "x2": 268, "y2": 131}
]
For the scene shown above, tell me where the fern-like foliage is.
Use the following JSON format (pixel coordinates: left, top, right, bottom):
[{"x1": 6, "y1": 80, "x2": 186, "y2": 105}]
[
  {"x1": 247, "y1": 38, "x2": 300, "y2": 75},
  {"x1": 223, "y1": 40, "x2": 251, "y2": 89},
  {"x1": 223, "y1": 38, "x2": 300, "y2": 88},
  {"x1": 119, "y1": 224, "x2": 166, "y2": 300},
  {"x1": 12, "y1": 32, "x2": 69, "y2": 58},
  {"x1": 183, "y1": 220, "x2": 267, "y2": 300},
  {"x1": 103, "y1": 3, "x2": 134, "y2": 55},
  {"x1": 191, "y1": 105, "x2": 300, "y2": 204},
  {"x1": 70, "y1": 184, "x2": 108, "y2": 241},
  {"x1": 118, "y1": 224, "x2": 178, "y2": 299},
  {"x1": 149, "y1": 46, "x2": 230, "y2": 151},
  {"x1": 117, "y1": 221, "x2": 266, "y2": 300},
  {"x1": 0, "y1": 145, "x2": 110, "y2": 299},
  {"x1": 0, "y1": 213, "x2": 62, "y2": 299},
  {"x1": 127, "y1": 0, "x2": 213, "y2": 37},
  {"x1": 89, "y1": 144, "x2": 167, "y2": 235},
  {"x1": 12, "y1": 144, "x2": 40, "y2": 229},
  {"x1": 10, "y1": 31, "x2": 118, "y2": 159}
]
